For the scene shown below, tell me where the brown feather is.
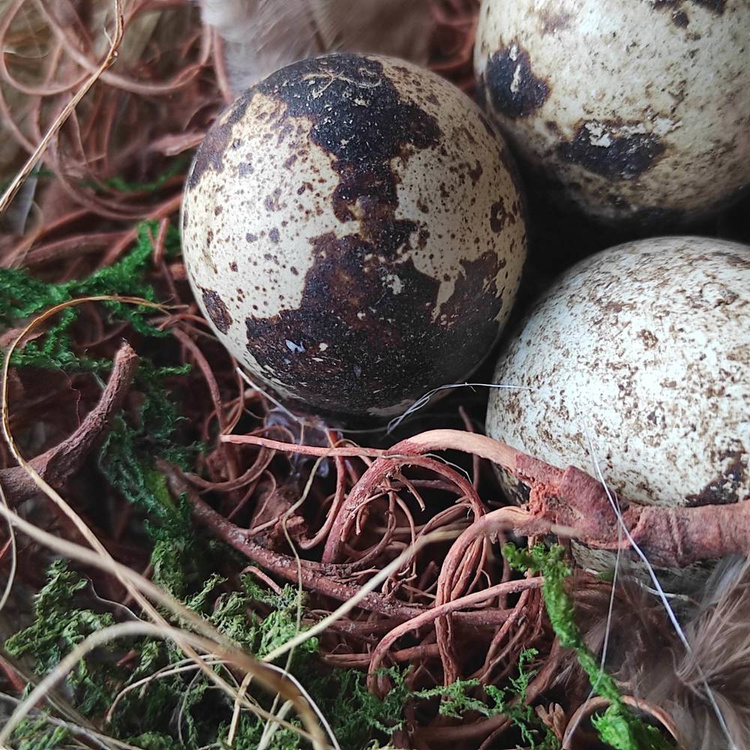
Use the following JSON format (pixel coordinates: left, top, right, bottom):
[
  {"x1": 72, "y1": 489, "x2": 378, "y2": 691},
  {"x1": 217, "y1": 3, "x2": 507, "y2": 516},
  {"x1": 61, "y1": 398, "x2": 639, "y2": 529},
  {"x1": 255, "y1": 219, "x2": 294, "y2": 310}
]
[
  {"x1": 566, "y1": 559, "x2": 750, "y2": 750},
  {"x1": 647, "y1": 558, "x2": 750, "y2": 750},
  {"x1": 198, "y1": 0, "x2": 435, "y2": 94}
]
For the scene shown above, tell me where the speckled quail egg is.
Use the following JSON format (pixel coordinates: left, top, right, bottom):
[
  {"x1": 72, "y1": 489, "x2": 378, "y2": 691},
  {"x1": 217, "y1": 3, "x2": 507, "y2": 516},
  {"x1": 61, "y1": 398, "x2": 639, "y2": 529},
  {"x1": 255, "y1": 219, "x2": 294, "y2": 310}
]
[
  {"x1": 474, "y1": 0, "x2": 750, "y2": 225},
  {"x1": 487, "y1": 236, "x2": 749, "y2": 508},
  {"x1": 182, "y1": 53, "x2": 527, "y2": 420}
]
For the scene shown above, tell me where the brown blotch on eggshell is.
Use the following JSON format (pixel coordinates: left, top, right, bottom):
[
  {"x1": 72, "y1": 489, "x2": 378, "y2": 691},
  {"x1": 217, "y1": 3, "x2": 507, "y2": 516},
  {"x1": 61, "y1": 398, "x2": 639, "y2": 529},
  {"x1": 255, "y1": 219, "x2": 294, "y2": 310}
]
[
  {"x1": 484, "y1": 41, "x2": 550, "y2": 119},
  {"x1": 557, "y1": 120, "x2": 666, "y2": 180},
  {"x1": 200, "y1": 289, "x2": 233, "y2": 334}
]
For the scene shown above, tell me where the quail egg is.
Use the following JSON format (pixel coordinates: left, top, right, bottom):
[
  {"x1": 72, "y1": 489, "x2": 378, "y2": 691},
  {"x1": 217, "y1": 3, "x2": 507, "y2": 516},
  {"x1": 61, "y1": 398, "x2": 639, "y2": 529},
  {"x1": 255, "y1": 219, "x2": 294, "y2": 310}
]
[
  {"x1": 487, "y1": 236, "x2": 749, "y2": 508},
  {"x1": 474, "y1": 0, "x2": 750, "y2": 225},
  {"x1": 182, "y1": 53, "x2": 527, "y2": 419}
]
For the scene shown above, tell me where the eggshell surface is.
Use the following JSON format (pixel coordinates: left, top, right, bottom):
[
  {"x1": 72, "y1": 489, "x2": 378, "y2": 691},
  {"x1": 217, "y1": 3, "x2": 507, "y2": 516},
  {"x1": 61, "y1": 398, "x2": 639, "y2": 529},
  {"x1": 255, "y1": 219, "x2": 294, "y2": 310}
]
[
  {"x1": 474, "y1": 0, "x2": 750, "y2": 224},
  {"x1": 182, "y1": 53, "x2": 527, "y2": 418},
  {"x1": 486, "y1": 236, "x2": 750, "y2": 508}
]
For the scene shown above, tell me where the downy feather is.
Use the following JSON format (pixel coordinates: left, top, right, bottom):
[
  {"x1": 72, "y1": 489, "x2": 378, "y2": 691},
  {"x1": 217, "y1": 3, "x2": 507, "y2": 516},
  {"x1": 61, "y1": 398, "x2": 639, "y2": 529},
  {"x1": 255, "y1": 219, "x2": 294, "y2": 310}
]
[
  {"x1": 198, "y1": 0, "x2": 434, "y2": 93},
  {"x1": 568, "y1": 559, "x2": 750, "y2": 750}
]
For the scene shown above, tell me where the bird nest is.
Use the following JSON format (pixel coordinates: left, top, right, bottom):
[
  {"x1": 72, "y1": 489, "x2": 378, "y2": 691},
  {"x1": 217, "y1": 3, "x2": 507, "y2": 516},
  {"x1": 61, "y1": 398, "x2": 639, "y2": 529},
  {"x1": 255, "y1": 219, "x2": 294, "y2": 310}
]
[{"x1": 0, "y1": 1, "x2": 747, "y2": 749}]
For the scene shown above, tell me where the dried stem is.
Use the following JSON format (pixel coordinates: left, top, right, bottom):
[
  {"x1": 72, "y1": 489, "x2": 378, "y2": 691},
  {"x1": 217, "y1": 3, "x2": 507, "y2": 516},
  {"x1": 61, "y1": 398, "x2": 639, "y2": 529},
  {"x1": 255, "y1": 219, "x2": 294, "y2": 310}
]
[{"x1": 0, "y1": 342, "x2": 139, "y2": 503}]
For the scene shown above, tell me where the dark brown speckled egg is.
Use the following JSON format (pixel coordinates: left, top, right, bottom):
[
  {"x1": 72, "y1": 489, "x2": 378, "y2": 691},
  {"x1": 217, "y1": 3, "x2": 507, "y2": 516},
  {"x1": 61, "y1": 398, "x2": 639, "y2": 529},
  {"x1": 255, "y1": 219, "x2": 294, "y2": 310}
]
[{"x1": 182, "y1": 53, "x2": 527, "y2": 420}]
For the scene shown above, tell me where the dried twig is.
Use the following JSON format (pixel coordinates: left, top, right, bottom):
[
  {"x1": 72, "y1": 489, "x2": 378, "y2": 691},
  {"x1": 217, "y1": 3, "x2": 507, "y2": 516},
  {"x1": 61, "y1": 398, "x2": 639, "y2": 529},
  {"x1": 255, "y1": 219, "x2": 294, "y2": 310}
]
[{"x1": 0, "y1": 341, "x2": 139, "y2": 503}]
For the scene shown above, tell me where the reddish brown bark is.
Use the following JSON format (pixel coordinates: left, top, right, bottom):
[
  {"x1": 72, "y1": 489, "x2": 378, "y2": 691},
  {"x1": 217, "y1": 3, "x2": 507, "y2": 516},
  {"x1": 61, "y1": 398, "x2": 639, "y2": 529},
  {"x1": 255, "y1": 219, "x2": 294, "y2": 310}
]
[
  {"x1": 395, "y1": 430, "x2": 750, "y2": 567},
  {"x1": 180, "y1": 472, "x2": 513, "y2": 627}
]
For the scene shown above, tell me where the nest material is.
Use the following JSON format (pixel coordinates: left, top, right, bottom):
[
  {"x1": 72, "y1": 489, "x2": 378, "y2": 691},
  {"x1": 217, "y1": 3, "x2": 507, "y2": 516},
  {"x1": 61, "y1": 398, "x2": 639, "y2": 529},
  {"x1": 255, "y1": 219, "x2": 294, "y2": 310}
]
[{"x1": 0, "y1": 1, "x2": 748, "y2": 749}]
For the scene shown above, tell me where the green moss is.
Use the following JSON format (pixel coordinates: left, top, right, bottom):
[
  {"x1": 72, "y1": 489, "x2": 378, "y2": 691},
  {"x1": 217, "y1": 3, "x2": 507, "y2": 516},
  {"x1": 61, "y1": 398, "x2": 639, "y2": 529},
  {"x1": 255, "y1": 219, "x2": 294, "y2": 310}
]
[
  {"x1": 0, "y1": 219, "x2": 184, "y2": 388},
  {"x1": 4, "y1": 557, "x2": 560, "y2": 749},
  {"x1": 86, "y1": 157, "x2": 190, "y2": 195},
  {"x1": 11, "y1": 718, "x2": 69, "y2": 750},
  {"x1": 1, "y1": 220, "x2": 207, "y2": 596},
  {"x1": 2, "y1": 562, "x2": 323, "y2": 748},
  {"x1": 411, "y1": 648, "x2": 558, "y2": 748},
  {"x1": 0, "y1": 220, "x2": 175, "y2": 333},
  {"x1": 4, "y1": 560, "x2": 117, "y2": 717}
]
